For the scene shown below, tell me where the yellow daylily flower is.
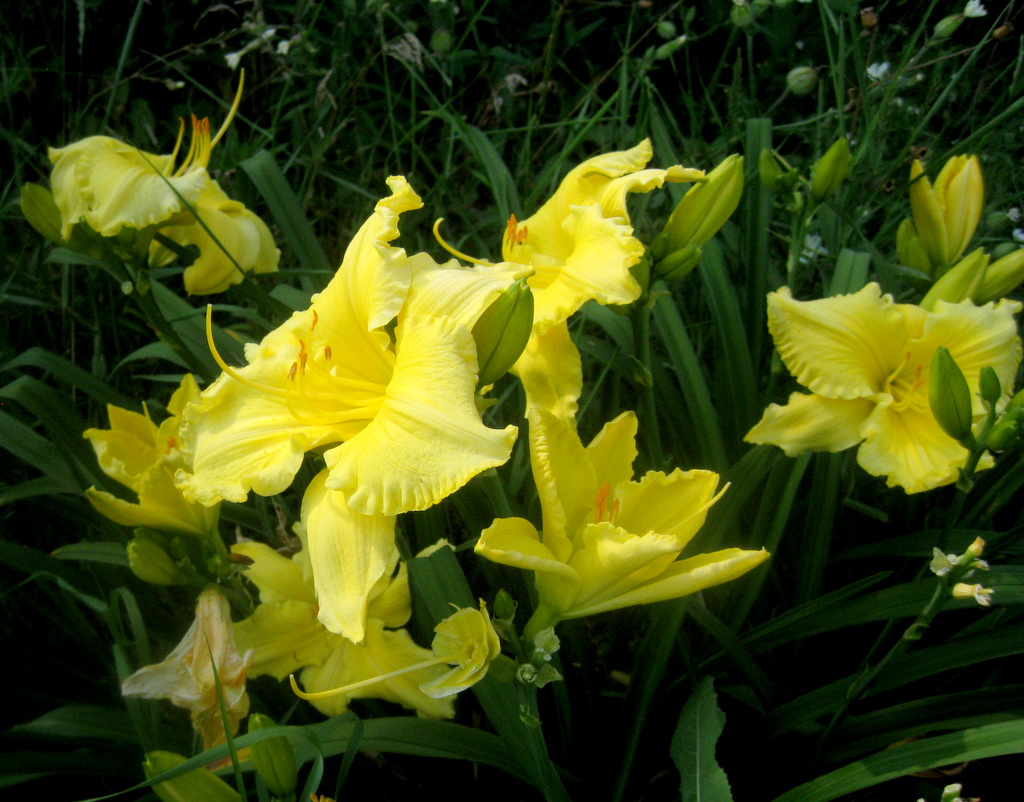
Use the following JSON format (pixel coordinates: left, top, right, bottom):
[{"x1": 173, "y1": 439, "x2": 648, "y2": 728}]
[
  {"x1": 122, "y1": 587, "x2": 253, "y2": 750},
  {"x1": 48, "y1": 78, "x2": 244, "y2": 241},
  {"x1": 418, "y1": 601, "x2": 502, "y2": 699},
  {"x1": 745, "y1": 283, "x2": 1022, "y2": 493},
  {"x1": 231, "y1": 537, "x2": 454, "y2": 719},
  {"x1": 500, "y1": 140, "x2": 703, "y2": 422},
  {"x1": 84, "y1": 374, "x2": 219, "y2": 536},
  {"x1": 176, "y1": 176, "x2": 520, "y2": 516},
  {"x1": 905, "y1": 155, "x2": 984, "y2": 275},
  {"x1": 149, "y1": 177, "x2": 280, "y2": 295},
  {"x1": 476, "y1": 408, "x2": 770, "y2": 638}
]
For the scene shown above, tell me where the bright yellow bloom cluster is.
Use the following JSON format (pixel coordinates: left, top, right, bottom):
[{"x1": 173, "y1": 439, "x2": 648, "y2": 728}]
[
  {"x1": 745, "y1": 284, "x2": 1021, "y2": 493},
  {"x1": 477, "y1": 408, "x2": 769, "y2": 639}
]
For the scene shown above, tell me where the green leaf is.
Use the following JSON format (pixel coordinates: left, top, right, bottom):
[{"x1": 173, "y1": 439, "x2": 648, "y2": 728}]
[
  {"x1": 52, "y1": 541, "x2": 129, "y2": 568},
  {"x1": 672, "y1": 677, "x2": 735, "y2": 802},
  {"x1": 772, "y1": 720, "x2": 1024, "y2": 802}
]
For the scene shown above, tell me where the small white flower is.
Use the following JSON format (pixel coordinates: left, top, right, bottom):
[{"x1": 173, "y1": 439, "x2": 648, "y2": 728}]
[
  {"x1": 1013, "y1": 228, "x2": 1024, "y2": 244},
  {"x1": 964, "y1": 1, "x2": 987, "y2": 18},
  {"x1": 866, "y1": 62, "x2": 890, "y2": 81},
  {"x1": 225, "y1": 50, "x2": 245, "y2": 70},
  {"x1": 1008, "y1": 207, "x2": 1021, "y2": 223},
  {"x1": 799, "y1": 234, "x2": 828, "y2": 265}
]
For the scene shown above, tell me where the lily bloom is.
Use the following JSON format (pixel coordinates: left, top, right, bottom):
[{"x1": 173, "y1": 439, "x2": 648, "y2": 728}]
[
  {"x1": 438, "y1": 139, "x2": 702, "y2": 422},
  {"x1": 176, "y1": 176, "x2": 521, "y2": 516},
  {"x1": 83, "y1": 374, "x2": 218, "y2": 537},
  {"x1": 122, "y1": 587, "x2": 253, "y2": 750},
  {"x1": 231, "y1": 536, "x2": 454, "y2": 719},
  {"x1": 476, "y1": 408, "x2": 769, "y2": 639},
  {"x1": 745, "y1": 284, "x2": 1021, "y2": 493}
]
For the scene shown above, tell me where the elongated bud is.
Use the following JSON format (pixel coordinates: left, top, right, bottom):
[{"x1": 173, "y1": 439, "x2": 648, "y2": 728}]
[
  {"x1": 471, "y1": 279, "x2": 534, "y2": 387},
  {"x1": 920, "y1": 248, "x2": 989, "y2": 311},
  {"x1": 933, "y1": 14, "x2": 965, "y2": 40},
  {"x1": 951, "y1": 582, "x2": 993, "y2": 606},
  {"x1": 661, "y1": 154, "x2": 744, "y2": 255},
  {"x1": 985, "y1": 389, "x2": 1024, "y2": 450},
  {"x1": 786, "y1": 66, "x2": 818, "y2": 96},
  {"x1": 248, "y1": 713, "x2": 298, "y2": 800},
  {"x1": 730, "y1": 0, "x2": 756, "y2": 29},
  {"x1": 143, "y1": 751, "x2": 241, "y2": 802},
  {"x1": 979, "y1": 367, "x2": 1001, "y2": 407},
  {"x1": 908, "y1": 160, "x2": 947, "y2": 270},
  {"x1": 973, "y1": 248, "x2": 1024, "y2": 304},
  {"x1": 20, "y1": 183, "x2": 65, "y2": 245},
  {"x1": 810, "y1": 138, "x2": 853, "y2": 202},
  {"x1": 128, "y1": 531, "x2": 190, "y2": 586},
  {"x1": 929, "y1": 347, "x2": 975, "y2": 446},
  {"x1": 896, "y1": 218, "x2": 934, "y2": 274}
]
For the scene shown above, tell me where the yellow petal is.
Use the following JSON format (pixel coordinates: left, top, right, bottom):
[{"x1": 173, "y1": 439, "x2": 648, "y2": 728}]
[
  {"x1": 923, "y1": 298, "x2": 1022, "y2": 415},
  {"x1": 909, "y1": 159, "x2": 948, "y2": 268},
  {"x1": 528, "y1": 406, "x2": 598, "y2": 562},
  {"x1": 856, "y1": 401, "x2": 969, "y2": 493},
  {"x1": 301, "y1": 471, "x2": 397, "y2": 642},
  {"x1": 584, "y1": 410, "x2": 638, "y2": 491},
  {"x1": 231, "y1": 542, "x2": 315, "y2": 606},
  {"x1": 404, "y1": 256, "x2": 530, "y2": 329},
  {"x1": 233, "y1": 600, "x2": 333, "y2": 680},
  {"x1": 511, "y1": 322, "x2": 583, "y2": 426},
  {"x1": 565, "y1": 522, "x2": 682, "y2": 616},
  {"x1": 323, "y1": 314, "x2": 517, "y2": 515},
  {"x1": 570, "y1": 548, "x2": 770, "y2": 617},
  {"x1": 476, "y1": 517, "x2": 578, "y2": 580},
  {"x1": 299, "y1": 620, "x2": 454, "y2": 719},
  {"x1": 937, "y1": 155, "x2": 983, "y2": 263},
  {"x1": 613, "y1": 468, "x2": 722, "y2": 548},
  {"x1": 767, "y1": 284, "x2": 910, "y2": 399},
  {"x1": 745, "y1": 391, "x2": 875, "y2": 456},
  {"x1": 366, "y1": 562, "x2": 413, "y2": 630}
]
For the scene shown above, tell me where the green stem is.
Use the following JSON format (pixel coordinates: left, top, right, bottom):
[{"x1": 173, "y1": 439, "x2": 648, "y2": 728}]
[{"x1": 630, "y1": 297, "x2": 664, "y2": 468}]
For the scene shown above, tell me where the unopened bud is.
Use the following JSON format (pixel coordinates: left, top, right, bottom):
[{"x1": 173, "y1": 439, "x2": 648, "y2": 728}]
[
  {"x1": 810, "y1": 138, "x2": 853, "y2": 202},
  {"x1": 896, "y1": 218, "x2": 934, "y2": 275},
  {"x1": 654, "y1": 244, "x2": 703, "y2": 282},
  {"x1": 933, "y1": 14, "x2": 965, "y2": 40},
  {"x1": 248, "y1": 713, "x2": 298, "y2": 799},
  {"x1": 979, "y1": 367, "x2": 1001, "y2": 408},
  {"x1": 929, "y1": 346, "x2": 975, "y2": 446},
  {"x1": 920, "y1": 247, "x2": 989, "y2": 310},
  {"x1": 860, "y1": 7, "x2": 878, "y2": 31},
  {"x1": 143, "y1": 751, "x2": 242, "y2": 802},
  {"x1": 656, "y1": 20, "x2": 677, "y2": 40},
  {"x1": 128, "y1": 532, "x2": 189, "y2": 586},
  {"x1": 20, "y1": 183, "x2": 65, "y2": 246},
  {"x1": 730, "y1": 0, "x2": 756, "y2": 29},
  {"x1": 993, "y1": 23, "x2": 1014, "y2": 41},
  {"x1": 661, "y1": 154, "x2": 744, "y2": 254},
  {"x1": 471, "y1": 278, "x2": 534, "y2": 387},
  {"x1": 654, "y1": 36, "x2": 688, "y2": 60},
  {"x1": 973, "y1": 248, "x2": 1024, "y2": 304},
  {"x1": 786, "y1": 66, "x2": 818, "y2": 97}
]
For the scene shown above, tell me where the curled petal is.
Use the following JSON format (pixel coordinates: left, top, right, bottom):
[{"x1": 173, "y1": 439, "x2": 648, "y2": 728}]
[
  {"x1": 613, "y1": 468, "x2": 721, "y2": 548},
  {"x1": 745, "y1": 391, "x2": 874, "y2": 456}
]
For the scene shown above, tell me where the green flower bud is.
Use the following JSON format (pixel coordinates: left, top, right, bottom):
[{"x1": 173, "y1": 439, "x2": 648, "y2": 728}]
[
  {"x1": 661, "y1": 154, "x2": 744, "y2": 255},
  {"x1": 973, "y1": 248, "x2": 1024, "y2": 304},
  {"x1": 654, "y1": 36, "x2": 688, "y2": 61},
  {"x1": 986, "y1": 210, "x2": 1016, "y2": 234},
  {"x1": 471, "y1": 278, "x2": 534, "y2": 387},
  {"x1": 933, "y1": 14, "x2": 965, "y2": 40},
  {"x1": 979, "y1": 366, "x2": 1002, "y2": 407},
  {"x1": 920, "y1": 247, "x2": 989, "y2": 311},
  {"x1": 810, "y1": 138, "x2": 853, "y2": 203},
  {"x1": 128, "y1": 533, "x2": 189, "y2": 586},
  {"x1": 656, "y1": 20, "x2": 677, "y2": 40},
  {"x1": 985, "y1": 416, "x2": 1023, "y2": 451},
  {"x1": 248, "y1": 713, "x2": 298, "y2": 800},
  {"x1": 654, "y1": 244, "x2": 703, "y2": 282},
  {"x1": 730, "y1": 1, "x2": 756, "y2": 29},
  {"x1": 786, "y1": 66, "x2": 818, "y2": 97},
  {"x1": 20, "y1": 183, "x2": 64, "y2": 246},
  {"x1": 929, "y1": 346, "x2": 975, "y2": 446},
  {"x1": 430, "y1": 27, "x2": 453, "y2": 53},
  {"x1": 896, "y1": 218, "x2": 934, "y2": 275},
  {"x1": 493, "y1": 588, "x2": 517, "y2": 622},
  {"x1": 144, "y1": 751, "x2": 242, "y2": 802}
]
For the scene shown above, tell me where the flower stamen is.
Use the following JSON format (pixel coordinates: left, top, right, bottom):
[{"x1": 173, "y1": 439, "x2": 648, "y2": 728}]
[{"x1": 432, "y1": 219, "x2": 495, "y2": 267}]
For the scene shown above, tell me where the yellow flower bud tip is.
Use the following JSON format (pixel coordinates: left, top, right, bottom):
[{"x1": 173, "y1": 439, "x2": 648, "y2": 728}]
[
  {"x1": 952, "y1": 582, "x2": 993, "y2": 606},
  {"x1": 965, "y1": 537, "x2": 986, "y2": 559}
]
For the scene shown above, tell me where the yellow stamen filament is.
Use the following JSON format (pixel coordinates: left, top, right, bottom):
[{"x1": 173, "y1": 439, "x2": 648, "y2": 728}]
[
  {"x1": 288, "y1": 653, "x2": 454, "y2": 701},
  {"x1": 432, "y1": 219, "x2": 495, "y2": 267},
  {"x1": 885, "y1": 352, "x2": 925, "y2": 412},
  {"x1": 210, "y1": 69, "x2": 245, "y2": 149},
  {"x1": 164, "y1": 119, "x2": 186, "y2": 176}
]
